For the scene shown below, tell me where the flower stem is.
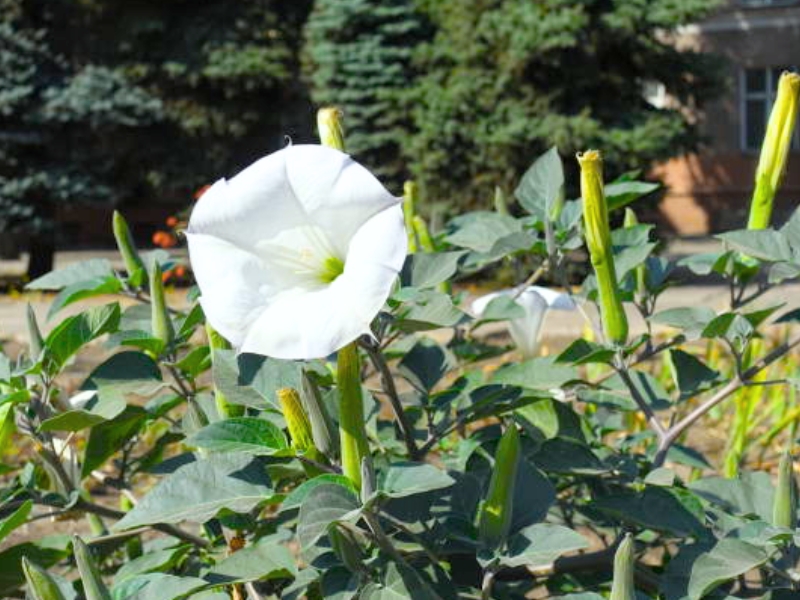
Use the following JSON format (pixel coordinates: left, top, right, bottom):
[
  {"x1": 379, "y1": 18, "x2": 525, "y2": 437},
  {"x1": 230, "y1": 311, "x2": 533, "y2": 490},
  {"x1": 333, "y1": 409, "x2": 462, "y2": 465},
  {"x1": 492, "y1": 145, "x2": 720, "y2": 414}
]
[{"x1": 337, "y1": 342, "x2": 369, "y2": 488}]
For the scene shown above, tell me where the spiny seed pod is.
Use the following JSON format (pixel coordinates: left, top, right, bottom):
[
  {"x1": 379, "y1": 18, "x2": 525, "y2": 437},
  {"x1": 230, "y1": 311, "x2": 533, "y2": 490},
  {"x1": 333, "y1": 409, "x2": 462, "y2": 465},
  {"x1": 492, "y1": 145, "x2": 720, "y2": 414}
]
[
  {"x1": 72, "y1": 536, "x2": 112, "y2": 600},
  {"x1": 22, "y1": 558, "x2": 66, "y2": 600},
  {"x1": 577, "y1": 150, "x2": 628, "y2": 345},
  {"x1": 773, "y1": 451, "x2": 797, "y2": 529},
  {"x1": 277, "y1": 388, "x2": 315, "y2": 453},
  {"x1": 748, "y1": 72, "x2": 800, "y2": 230},
  {"x1": 478, "y1": 426, "x2": 520, "y2": 549},
  {"x1": 404, "y1": 181, "x2": 420, "y2": 253},
  {"x1": 112, "y1": 211, "x2": 146, "y2": 287},
  {"x1": 317, "y1": 107, "x2": 346, "y2": 152},
  {"x1": 328, "y1": 523, "x2": 364, "y2": 574},
  {"x1": 26, "y1": 304, "x2": 44, "y2": 360},
  {"x1": 149, "y1": 262, "x2": 174, "y2": 350},
  {"x1": 300, "y1": 370, "x2": 338, "y2": 459},
  {"x1": 610, "y1": 533, "x2": 637, "y2": 600}
]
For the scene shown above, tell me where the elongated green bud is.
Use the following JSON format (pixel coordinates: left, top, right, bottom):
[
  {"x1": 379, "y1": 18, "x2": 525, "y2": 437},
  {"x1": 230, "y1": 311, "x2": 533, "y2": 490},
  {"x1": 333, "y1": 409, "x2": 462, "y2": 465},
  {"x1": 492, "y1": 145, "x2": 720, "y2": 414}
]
[
  {"x1": 494, "y1": 186, "x2": 510, "y2": 216},
  {"x1": 112, "y1": 211, "x2": 146, "y2": 287},
  {"x1": 26, "y1": 304, "x2": 44, "y2": 360},
  {"x1": 301, "y1": 371, "x2": 338, "y2": 458},
  {"x1": 578, "y1": 150, "x2": 628, "y2": 345},
  {"x1": 748, "y1": 72, "x2": 800, "y2": 229},
  {"x1": 412, "y1": 215, "x2": 436, "y2": 253},
  {"x1": 149, "y1": 262, "x2": 174, "y2": 349},
  {"x1": 623, "y1": 208, "x2": 647, "y2": 300},
  {"x1": 773, "y1": 451, "x2": 797, "y2": 528},
  {"x1": 205, "y1": 323, "x2": 243, "y2": 419},
  {"x1": 317, "y1": 107, "x2": 345, "y2": 152},
  {"x1": 328, "y1": 523, "x2": 364, "y2": 574},
  {"x1": 478, "y1": 426, "x2": 520, "y2": 549},
  {"x1": 404, "y1": 181, "x2": 420, "y2": 253},
  {"x1": 22, "y1": 558, "x2": 66, "y2": 600},
  {"x1": 610, "y1": 533, "x2": 637, "y2": 600},
  {"x1": 72, "y1": 536, "x2": 112, "y2": 600},
  {"x1": 337, "y1": 342, "x2": 369, "y2": 488},
  {"x1": 278, "y1": 388, "x2": 315, "y2": 452}
]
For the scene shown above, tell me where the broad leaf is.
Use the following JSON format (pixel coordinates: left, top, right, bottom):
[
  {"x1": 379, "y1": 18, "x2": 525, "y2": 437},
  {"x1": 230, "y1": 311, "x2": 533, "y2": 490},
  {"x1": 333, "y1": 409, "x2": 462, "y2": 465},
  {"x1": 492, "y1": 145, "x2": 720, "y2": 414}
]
[
  {"x1": 203, "y1": 536, "x2": 296, "y2": 584},
  {"x1": 500, "y1": 523, "x2": 588, "y2": 568},
  {"x1": 186, "y1": 418, "x2": 289, "y2": 456},
  {"x1": 687, "y1": 539, "x2": 769, "y2": 600},
  {"x1": 378, "y1": 462, "x2": 455, "y2": 499},
  {"x1": 45, "y1": 303, "x2": 121, "y2": 371},
  {"x1": 492, "y1": 357, "x2": 577, "y2": 391},
  {"x1": 401, "y1": 252, "x2": 464, "y2": 289},
  {"x1": 26, "y1": 259, "x2": 114, "y2": 290},
  {"x1": 297, "y1": 483, "x2": 360, "y2": 550},
  {"x1": 514, "y1": 147, "x2": 564, "y2": 218},
  {"x1": 113, "y1": 453, "x2": 273, "y2": 529}
]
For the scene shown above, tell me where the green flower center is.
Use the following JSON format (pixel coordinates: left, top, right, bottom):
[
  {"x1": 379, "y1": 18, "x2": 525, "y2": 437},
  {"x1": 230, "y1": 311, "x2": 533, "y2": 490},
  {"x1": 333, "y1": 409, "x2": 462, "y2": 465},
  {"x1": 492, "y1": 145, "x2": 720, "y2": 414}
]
[{"x1": 319, "y1": 256, "x2": 345, "y2": 284}]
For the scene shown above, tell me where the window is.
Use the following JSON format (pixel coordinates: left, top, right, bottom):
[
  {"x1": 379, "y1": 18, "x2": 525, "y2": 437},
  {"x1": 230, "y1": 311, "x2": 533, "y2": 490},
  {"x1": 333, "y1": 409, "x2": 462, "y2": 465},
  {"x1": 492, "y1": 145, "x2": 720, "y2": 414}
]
[{"x1": 740, "y1": 67, "x2": 800, "y2": 151}]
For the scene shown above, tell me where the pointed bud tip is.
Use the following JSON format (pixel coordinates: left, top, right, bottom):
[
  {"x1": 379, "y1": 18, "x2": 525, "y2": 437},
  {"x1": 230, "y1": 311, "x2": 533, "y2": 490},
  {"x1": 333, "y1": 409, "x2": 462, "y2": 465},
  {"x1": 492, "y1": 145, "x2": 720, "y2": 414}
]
[{"x1": 577, "y1": 149, "x2": 602, "y2": 165}]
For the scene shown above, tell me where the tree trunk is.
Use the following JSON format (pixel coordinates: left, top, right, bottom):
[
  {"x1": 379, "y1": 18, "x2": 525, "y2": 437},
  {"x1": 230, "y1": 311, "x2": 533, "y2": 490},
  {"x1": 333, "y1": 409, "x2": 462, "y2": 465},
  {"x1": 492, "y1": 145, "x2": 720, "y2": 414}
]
[{"x1": 26, "y1": 232, "x2": 55, "y2": 280}]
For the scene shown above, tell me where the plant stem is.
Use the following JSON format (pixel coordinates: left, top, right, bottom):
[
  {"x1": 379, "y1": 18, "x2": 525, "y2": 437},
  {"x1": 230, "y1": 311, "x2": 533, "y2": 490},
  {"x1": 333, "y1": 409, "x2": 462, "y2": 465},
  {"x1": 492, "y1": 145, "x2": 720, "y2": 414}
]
[
  {"x1": 360, "y1": 337, "x2": 420, "y2": 460},
  {"x1": 615, "y1": 362, "x2": 667, "y2": 438},
  {"x1": 338, "y1": 342, "x2": 370, "y2": 488}
]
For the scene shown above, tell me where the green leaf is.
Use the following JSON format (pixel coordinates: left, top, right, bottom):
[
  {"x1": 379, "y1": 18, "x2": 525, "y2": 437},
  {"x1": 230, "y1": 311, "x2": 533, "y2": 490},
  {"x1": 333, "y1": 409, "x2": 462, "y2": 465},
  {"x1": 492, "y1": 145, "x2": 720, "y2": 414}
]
[
  {"x1": 393, "y1": 289, "x2": 466, "y2": 331},
  {"x1": 717, "y1": 229, "x2": 794, "y2": 263},
  {"x1": 474, "y1": 295, "x2": 526, "y2": 324},
  {"x1": 689, "y1": 472, "x2": 774, "y2": 522},
  {"x1": 297, "y1": 483, "x2": 360, "y2": 550},
  {"x1": 72, "y1": 536, "x2": 112, "y2": 600},
  {"x1": 111, "y1": 573, "x2": 207, "y2": 600},
  {"x1": 605, "y1": 180, "x2": 659, "y2": 211},
  {"x1": 668, "y1": 350, "x2": 720, "y2": 399},
  {"x1": 186, "y1": 418, "x2": 289, "y2": 456},
  {"x1": 174, "y1": 346, "x2": 211, "y2": 379},
  {"x1": 400, "y1": 252, "x2": 464, "y2": 288},
  {"x1": 378, "y1": 462, "x2": 455, "y2": 499},
  {"x1": 362, "y1": 562, "x2": 444, "y2": 600},
  {"x1": 211, "y1": 350, "x2": 268, "y2": 409},
  {"x1": 45, "y1": 303, "x2": 121, "y2": 371},
  {"x1": 0, "y1": 500, "x2": 32, "y2": 544},
  {"x1": 39, "y1": 410, "x2": 110, "y2": 433},
  {"x1": 515, "y1": 147, "x2": 564, "y2": 218},
  {"x1": 650, "y1": 307, "x2": 716, "y2": 340},
  {"x1": 594, "y1": 486, "x2": 706, "y2": 537},
  {"x1": 701, "y1": 313, "x2": 753, "y2": 346},
  {"x1": 398, "y1": 339, "x2": 455, "y2": 392},
  {"x1": 492, "y1": 357, "x2": 577, "y2": 391},
  {"x1": 280, "y1": 475, "x2": 357, "y2": 512},
  {"x1": 500, "y1": 523, "x2": 588, "y2": 568},
  {"x1": 115, "y1": 547, "x2": 189, "y2": 583},
  {"x1": 82, "y1": 406, "x2": 147, "y2": 477},
  {"x1": 445, "y1": 213, "x2": 522, "y2": 253},
  {"x1": 47, "y1": 277, "x2": 122, "y2": 320},
  {"x1": 510, "y1": 459, "x2": 556, "y2": 534},
  {"x1": 687, "y1": 539, "x2": 769, "y2": 600},
  {"x1": 556, "y1": 339, "x2": 615, "y2": 365},
  {"x1": 529, "y1": 438, "x2": 609, "y2": 475},
  {"x1": 238, "y1": 354, "x2": 305, "y2": 409},
  {"x1": 26, "y1": 259, "x2": 114, "y2": 291},
  {"x1": 113, "y1": 453, "x2": 273, "y2": 529},
  {"x1": 0, "y1": 539, "x2": 71, "y2": 597},
  {"x1": 203, "y1": 536, "x2": 296, "y2": 584}
]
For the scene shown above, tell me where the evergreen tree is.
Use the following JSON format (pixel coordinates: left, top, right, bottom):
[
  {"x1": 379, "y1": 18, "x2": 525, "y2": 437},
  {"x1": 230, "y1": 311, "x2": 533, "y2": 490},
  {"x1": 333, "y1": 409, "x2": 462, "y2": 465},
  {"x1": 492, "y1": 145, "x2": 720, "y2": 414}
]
[
  {"x1": 303, "y1": 0, "x2": 427, "y2": 189},
  {"x1": 0, "y1": 0, "x2": 312, "y2": 277},
  {"x1": 406, "y1": 0, "x2": 725, "y2": 207}
]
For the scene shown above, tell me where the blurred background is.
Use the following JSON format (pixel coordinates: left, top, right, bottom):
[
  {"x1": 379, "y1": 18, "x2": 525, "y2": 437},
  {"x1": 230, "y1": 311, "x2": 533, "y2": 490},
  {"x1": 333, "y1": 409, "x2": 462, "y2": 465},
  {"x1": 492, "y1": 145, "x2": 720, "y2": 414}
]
[{"x1": 1, "y1": 0, "x2": 798, "y2": 278}]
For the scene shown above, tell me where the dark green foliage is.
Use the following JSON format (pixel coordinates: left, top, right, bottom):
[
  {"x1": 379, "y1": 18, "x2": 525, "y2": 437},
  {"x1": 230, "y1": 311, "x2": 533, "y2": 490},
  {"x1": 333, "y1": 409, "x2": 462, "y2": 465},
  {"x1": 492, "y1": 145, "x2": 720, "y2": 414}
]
[
  {"x1": 0, "y1": 0, "x2": 312, "y2": 274},
  {"x1": 303, "y1": 0, "x2": 428, "y2": 189},
  {"x1": 406, "y1": 0, "x2": 725, "y2": 207}
]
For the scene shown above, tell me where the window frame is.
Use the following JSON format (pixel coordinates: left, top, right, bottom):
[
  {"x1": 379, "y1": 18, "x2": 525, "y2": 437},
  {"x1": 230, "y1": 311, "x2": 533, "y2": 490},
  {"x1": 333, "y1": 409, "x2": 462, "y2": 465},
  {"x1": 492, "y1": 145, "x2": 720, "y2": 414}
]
[{"x1": 739, "y1": 67, "x2": 800, "y2": 153}]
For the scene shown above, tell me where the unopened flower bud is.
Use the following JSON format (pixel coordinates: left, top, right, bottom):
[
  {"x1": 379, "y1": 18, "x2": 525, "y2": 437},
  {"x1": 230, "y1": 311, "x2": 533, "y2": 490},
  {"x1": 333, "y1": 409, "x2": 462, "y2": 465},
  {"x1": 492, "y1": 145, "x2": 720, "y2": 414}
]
[
  {"x1": 773, "y1": 451, "x2": 797, "y2": 529},
  {"x1": 112, "y1": 211, "x2": 146, "y2": 287},
  {"x1": 317, "y1": 107, "x2": 346, "y2": 152},
  {"x1": 478, "y1": 425, "x2": 520, "y2": 549},
  {"x1": 300, "y1": 371, "x2": 338, "y2": 459},
  {"x1": 26, "y1": 303, "x2": 44, "y2": 360},
  {"x1": 610, "y1": 533, "x2": 637, "y2": 600},
  {"x1": 22, "y1": 558, "x2": 66, "y2": 600},
  {"x1": 748, "y1": 72, "x2": 800, "y2": 229},
  {"x1": 578, "y1": 150, "x2": 628, "y2": 345},
  {"x1": 277, "y1": 387, "x2": 315, "y2": 453},
  {"x1": 149, "y1": 262, "x2": 174, "y2": 350}
]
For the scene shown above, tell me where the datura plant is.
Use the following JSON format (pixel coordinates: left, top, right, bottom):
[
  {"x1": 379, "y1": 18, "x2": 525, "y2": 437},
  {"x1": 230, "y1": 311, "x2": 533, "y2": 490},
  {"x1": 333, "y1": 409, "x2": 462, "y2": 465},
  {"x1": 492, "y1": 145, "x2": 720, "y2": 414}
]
[{"x1": 4, "y1": 81, "x2": 800, "y2": 600}]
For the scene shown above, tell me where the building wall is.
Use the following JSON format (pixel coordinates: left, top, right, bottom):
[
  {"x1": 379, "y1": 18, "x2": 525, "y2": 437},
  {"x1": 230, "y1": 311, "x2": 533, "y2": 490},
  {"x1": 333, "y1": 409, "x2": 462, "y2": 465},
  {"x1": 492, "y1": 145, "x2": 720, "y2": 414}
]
[{"x1": 657, "y1": 0, "x2": 800, "y2": 235}]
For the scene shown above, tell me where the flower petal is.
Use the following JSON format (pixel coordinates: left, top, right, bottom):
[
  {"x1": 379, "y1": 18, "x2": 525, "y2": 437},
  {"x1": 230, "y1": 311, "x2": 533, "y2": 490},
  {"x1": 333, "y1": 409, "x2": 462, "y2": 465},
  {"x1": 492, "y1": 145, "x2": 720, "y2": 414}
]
[
  {"x1": 528, "y1": 286, "x2": 576, "y2": 310},
  {"x1": 186, "y1": 233, "x2": 271, "y2": 347},
  {"x1": 285, "y1": 145, "x2": 400, "y2": 255},
  {"x1": 508, "y1": 289, "x2": 549, "y2": 359},
  {"x1": 240, "y1": 206, "x2": 406, "y2": 359}
]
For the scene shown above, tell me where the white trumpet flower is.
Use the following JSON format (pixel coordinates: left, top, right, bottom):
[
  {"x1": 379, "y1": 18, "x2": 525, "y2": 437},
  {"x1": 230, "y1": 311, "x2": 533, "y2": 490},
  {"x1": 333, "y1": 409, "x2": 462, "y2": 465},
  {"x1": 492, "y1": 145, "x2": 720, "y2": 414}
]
[
  {"x1": 471, "y1": 286, "x2": 575, "y2": 359},
  {"x1": 187, "y1": 145, "x2": 407, "y2": 360}
]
